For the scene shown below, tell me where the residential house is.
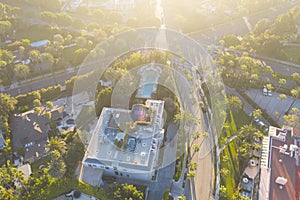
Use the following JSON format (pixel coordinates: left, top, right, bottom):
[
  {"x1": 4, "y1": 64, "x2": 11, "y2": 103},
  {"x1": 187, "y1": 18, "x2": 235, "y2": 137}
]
[
  {"x1": 81, "y1": 99, "x2": 165, "y2": 186},
  {"x1": 10, "y1": 106, "x2": 64, "y2": 163},
  {"x1": 258, "y1": 126, "x2": 300, "y2": 200}
]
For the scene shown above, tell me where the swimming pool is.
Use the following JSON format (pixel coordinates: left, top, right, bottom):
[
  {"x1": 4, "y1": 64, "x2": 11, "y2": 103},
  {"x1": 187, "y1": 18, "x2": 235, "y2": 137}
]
[
  {"x1": 141, "y1": 83, "x2": 155, "y2": 98},
  {"x1": 30, "y1": 40, "x2": 48, "y2": 47}
]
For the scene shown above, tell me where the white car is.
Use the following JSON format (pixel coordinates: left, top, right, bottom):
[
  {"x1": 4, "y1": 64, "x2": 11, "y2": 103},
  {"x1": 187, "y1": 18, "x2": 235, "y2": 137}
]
[
  {"x1": 253, "y1": 116, "x2": 260, "y2": 123},
  {"x1": 257, "y1": 121, "x2": 265, "y2": 127},
  {"x1": 267, "y1": 90, "x2": 272, "y2": 96},
  {"x1": 262, "y1": 88, "x2": 268, "y2": 96}
]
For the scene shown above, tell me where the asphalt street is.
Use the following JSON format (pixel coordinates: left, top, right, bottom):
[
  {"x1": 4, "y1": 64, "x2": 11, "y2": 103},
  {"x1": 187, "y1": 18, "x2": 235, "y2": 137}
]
[
  {"x1": 246, "y1": 89, "x2": 300, "y2": 125},
  {"x1": 3, "y1": 71, "x2": 76, "y2": 96}
]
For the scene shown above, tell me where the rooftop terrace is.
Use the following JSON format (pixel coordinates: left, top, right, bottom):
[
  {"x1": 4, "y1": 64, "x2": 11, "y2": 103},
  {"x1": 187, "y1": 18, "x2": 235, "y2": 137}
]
[
  {"x1": 259, "y1": 126, "x2": 300, "y2": 200},
  {"x1": 84, "y1": 100, "x2": 164, "y2": 171}
]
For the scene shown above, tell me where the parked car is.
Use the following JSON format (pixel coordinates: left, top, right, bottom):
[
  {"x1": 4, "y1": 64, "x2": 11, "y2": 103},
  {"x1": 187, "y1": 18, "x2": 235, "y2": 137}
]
[
  {"x1": 253, "y1": 117, "x2": 260, "y2": 123},
  {"x1": 257, "y1": 121, "x2": 265, "y2": 127},
  {"x1": 262, "y1": 87, "x2": 268, "y2": 96},
  {"x1": 267, "y1": 90, "x2": 272, "y2": 96}
]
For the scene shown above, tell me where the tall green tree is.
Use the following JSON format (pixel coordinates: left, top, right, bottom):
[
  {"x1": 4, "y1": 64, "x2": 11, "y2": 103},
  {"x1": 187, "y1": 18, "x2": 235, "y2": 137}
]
[
  {"x1": 113, "y1": 184, "x2": 143, "y2": 200},
  {"x1": 47, "y1": 150, "x2": 66, "y2": 179},
  {"x1": 0, "y1": 20, "x2": 11, "y2": 41},
  {"x1": 0, "y1": 93, "x2": 16, "y2": 121},
  {"x1": 40, "y1": 11, "x2": 56, "y2": 24},
  {"x1": 14, "y1": 64, "x2": 30, "y2": 82},
  {"x1": 45, "y1": 136, "x2": 67, "y2": 155},
  {"x1": 40, "y1": 52, "x2": 54, "y2": 68},
  {"x1": 29, "y1": 50, "x2": 40, "y2": 64},
  {"x1": 226, "y1": 95, "x2": 243, "y2": 111},
  {"x1": 272, "y1": 13, "x2": 297, "y2": 37},
  {"x1": 95, "y1": 87, "x2": 112, "y2": 116},
  {"x1": 0, "y1": 161, "x2": 26, "y2": 199},
  {"x1": 221, "y1": 34, "x2": 241, "y2": 48},
  {"x1": 286, "y1": 87, "x2": 300, "y2": 114},
  {"x1": 252, "y1": 18, "x2": 271, "y2": 35},
  {"x1": 56, "y1": 13, "x2": 72, "y2": 27}
]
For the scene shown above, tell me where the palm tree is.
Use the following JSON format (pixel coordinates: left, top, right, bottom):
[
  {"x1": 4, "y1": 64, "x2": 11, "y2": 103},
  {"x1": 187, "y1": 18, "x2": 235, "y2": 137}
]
[
  {"x1": 276, "y1": 78, "x2": 287, "y2": 92},
  {"x1": 40, "y1": 52, "x2": 56, "y2": 83},
  {"x1": 286, "y1": 87, "x2": 300, "y2": 114},
  {"x1": 45, "y1": 137, "x2": 67, "y2": 155},
  {"x1": 226, "y1": 95, "x2": 242, "y2": 112},
  {"x1": 292, "y1": 72, "x2": 300, "y2": 86},
  {"x1": 187, "y1": 171, "x2": 195, "y2": 179},
  {"x1": 252, "y1": 109, "x2": 262, "y2": 118},
  {"x1": 276, "y1": 94, "x2": 287, "y2": 122},
  {"x1": 232, "y1": 189, "x2": 249, "y2": 200},
  {"x1": 45, "y1": 101, "x2": 53, "y2": 109},
  {"x1": 219, "y1": 185, "x2": 228, "y2": 199},
  {"x1": 29, "y1": 50, "x2": 40, "y2": 65},
  {"x1": 220, "y1": 168, "x2": 230, "y2": 178},
  {"x1": 191, "y1": 131, "x2": 200, "y2": 145},
  {"x1": 284, "y1": 108, "x2": 299, "y2": 128},
  {"x1": 192, "y1": 144, "x2": 200, "y2": 157},
  {"x1": 47, "y1": 150, "x2": 66, "y2": 178},
  {"x1": 199, "y1": 132, "x2": 209, "y2": 148},
  {"x1": 188, "y1": 162, "x2": 197, "y2": 171},
  {"x1": 238, "y1": 124, "x2": 262, "y2": 143},
  {"x1": 0, "y1": 60, "x2": 10, "y2": 81}
]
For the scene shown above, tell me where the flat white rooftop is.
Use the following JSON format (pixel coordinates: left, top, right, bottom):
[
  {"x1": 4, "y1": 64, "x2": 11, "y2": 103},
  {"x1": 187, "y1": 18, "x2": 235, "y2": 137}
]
[{"x1": 84, "y1": 100, "x2": 164, "y2": 171}]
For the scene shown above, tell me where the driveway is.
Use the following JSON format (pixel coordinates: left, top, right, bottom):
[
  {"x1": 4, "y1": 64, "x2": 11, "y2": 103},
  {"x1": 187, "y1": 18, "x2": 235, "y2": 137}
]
[{"x1": 147, "y1": 122, "x2": 178, "y2": 200}]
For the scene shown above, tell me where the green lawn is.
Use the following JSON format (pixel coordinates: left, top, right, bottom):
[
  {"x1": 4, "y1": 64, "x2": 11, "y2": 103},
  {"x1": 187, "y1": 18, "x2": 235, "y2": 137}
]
[
  {"x1": 231, "y1": 110, "x2": 251, "y2": 129},
  {"x1": 220, "y1": 110, "x2": 247, "y2": 198},
  {"x1": 221, "y1": 147, "x2": 236, "y2": 198}
]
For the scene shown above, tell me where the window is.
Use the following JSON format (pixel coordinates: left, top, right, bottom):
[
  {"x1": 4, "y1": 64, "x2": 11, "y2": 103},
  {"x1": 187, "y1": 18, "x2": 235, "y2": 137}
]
[{"x1": 115, "y1": 171, "x2": 119, "y2": 176}]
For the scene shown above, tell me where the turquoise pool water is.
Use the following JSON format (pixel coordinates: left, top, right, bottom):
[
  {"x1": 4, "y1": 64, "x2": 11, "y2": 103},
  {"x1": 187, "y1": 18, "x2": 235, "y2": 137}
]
[
  {"x1": 141, "y1": 83, "x2": 155, "y2": 98},
  {"x1": 31, "y1": 40, "x2": 48, "y2": 47}
]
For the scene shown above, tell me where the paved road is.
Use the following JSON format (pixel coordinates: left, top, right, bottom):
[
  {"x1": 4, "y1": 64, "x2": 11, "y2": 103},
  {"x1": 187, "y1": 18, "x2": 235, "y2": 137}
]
[
  {"x1": 147, "y1": 123, "x2": 178, "y2": 200},
  {"x1": 246, "y1": 89, "x2": 300, "y2": 125},
  {"x1": 3, "y1": 71, "x2": 76, "y2": 96},
  {"x1": 172, "y1": 54, "x2": 215, "y2": 200}
]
